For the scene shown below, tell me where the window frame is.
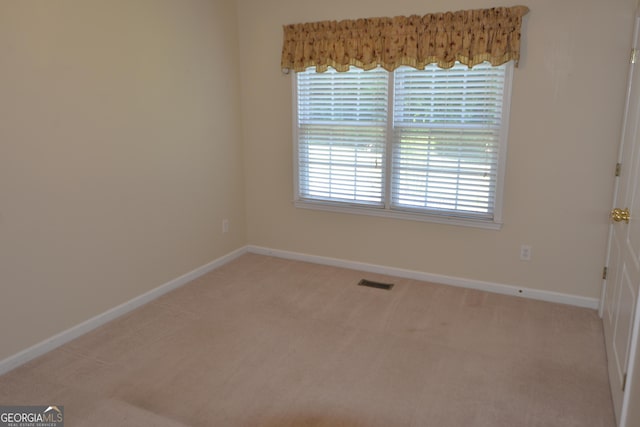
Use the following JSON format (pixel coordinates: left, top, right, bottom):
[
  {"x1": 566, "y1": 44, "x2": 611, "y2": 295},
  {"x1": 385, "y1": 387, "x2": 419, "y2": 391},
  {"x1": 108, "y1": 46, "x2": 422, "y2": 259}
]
[{"x1": 292, "y1": 62, "x2": 514, "y2": 230}]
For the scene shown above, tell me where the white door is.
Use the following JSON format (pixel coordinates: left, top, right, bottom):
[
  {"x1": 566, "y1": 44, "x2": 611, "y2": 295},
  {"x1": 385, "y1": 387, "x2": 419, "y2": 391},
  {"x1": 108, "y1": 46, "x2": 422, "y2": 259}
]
[{"x1": 603, "y1": 14, "x2": 640, "y2": 427}]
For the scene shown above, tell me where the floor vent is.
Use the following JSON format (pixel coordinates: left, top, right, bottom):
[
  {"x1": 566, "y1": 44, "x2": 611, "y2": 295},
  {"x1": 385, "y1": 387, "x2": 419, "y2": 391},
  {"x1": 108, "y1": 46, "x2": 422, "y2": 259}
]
[{"x1": 358, "y1": 279, "x2": 394, "y2": 290}]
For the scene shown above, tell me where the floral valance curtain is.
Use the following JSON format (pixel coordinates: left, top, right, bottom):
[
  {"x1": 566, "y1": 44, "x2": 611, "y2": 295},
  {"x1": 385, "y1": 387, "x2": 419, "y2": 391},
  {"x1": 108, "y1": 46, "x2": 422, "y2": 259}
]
[{"x1": 281, "y1": 5, "x2": 529, "y2": 73}]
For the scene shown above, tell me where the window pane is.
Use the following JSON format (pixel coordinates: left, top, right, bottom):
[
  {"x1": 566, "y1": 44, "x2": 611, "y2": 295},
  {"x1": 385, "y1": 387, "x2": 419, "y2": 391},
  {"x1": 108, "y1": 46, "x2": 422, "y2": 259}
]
[
  {"x1": 297, "y1": 68, "x2": 388, "y2": 206},
  {"x1": 392, "y1": 63, "x2": 506, "y2": 219}
]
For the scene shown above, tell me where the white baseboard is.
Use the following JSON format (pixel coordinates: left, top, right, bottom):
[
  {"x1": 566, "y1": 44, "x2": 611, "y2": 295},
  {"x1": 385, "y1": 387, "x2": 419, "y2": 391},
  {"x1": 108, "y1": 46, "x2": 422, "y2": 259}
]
[
  {"x1": 0, "y1": 246, "x2": 247, "y2": 376},
  {"x1": 247, "y1": 245, "x2": 600, "y2": 310},
  {"x1": 1, "y1": 244, "x2": 599, "y2": 376}
]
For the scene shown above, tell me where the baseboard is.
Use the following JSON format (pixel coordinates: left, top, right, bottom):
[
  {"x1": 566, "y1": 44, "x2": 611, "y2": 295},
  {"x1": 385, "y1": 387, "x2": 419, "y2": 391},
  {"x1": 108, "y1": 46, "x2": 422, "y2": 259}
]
[
  {"x1": 0, "y1": 246, "x2": 248, "y2": 376},
  {"x1": 1, "y1": 244, "x2": 599, "y2": 375},
  {"x1": 247, "y1": 245, "x2": 600, "y2": 310}
]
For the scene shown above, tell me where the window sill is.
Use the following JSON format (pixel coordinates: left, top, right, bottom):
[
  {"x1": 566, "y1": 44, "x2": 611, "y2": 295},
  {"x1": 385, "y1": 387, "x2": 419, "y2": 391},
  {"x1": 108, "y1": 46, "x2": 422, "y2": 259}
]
[{"x1": 293, "y1": 199, "x2": 503, "y2": 230}]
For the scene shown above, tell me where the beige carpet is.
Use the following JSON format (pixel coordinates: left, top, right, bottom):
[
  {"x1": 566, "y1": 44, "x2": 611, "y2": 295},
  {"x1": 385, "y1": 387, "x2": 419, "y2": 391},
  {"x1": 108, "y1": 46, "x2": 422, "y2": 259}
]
[{"x1": 0, "y1": 253, "x2": 614, "y2": 426}]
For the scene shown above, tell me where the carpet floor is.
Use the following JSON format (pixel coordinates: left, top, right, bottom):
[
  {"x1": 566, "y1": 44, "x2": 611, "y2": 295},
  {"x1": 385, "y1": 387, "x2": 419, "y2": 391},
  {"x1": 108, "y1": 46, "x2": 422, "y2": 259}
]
[{"x1": 0, "y1": 253, "x2": 615, "y2": 426}]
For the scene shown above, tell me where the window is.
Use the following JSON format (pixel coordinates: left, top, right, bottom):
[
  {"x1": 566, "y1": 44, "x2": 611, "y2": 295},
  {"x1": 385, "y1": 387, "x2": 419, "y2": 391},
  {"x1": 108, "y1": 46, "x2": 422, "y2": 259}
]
[{"x1": 293, "y1": 62, "x2": 513, "y2": 229}]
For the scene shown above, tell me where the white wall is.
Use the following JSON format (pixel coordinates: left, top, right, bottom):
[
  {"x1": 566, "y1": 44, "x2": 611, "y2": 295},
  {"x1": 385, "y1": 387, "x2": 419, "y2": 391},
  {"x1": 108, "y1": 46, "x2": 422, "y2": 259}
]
[
  {"x1": 238, "y1": 0, "x2": 637, "y2": 299},
  {"x1": 0, "y1": 0, "x2": 246, "y2": 361}
]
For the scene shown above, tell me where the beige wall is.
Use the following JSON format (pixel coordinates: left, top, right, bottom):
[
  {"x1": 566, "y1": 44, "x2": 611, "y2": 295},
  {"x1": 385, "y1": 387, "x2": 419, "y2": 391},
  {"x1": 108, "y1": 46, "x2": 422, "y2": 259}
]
[
  {"x1": 238, "y1": 0, "x2": 637, "y2": 298},
  {"x1": 0, "y1": 0, "x2": 246, "y2": 360},
  {"x1": 1, "y1": 0, "x2": 637, "y2": 365}
]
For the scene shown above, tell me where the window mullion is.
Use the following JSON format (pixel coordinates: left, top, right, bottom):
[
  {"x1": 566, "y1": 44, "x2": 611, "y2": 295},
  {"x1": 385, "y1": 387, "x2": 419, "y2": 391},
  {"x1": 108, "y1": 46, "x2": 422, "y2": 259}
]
[{"x1": 385, "y1": 70, "x2": 394, "y2": 210}]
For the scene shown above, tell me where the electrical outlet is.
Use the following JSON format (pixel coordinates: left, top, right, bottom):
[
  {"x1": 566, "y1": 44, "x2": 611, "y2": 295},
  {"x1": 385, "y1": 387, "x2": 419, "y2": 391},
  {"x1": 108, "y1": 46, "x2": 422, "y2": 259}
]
[
  {"x1": 520, "y1": 244, "x2": 532, "y2": 261},
  {"x1": 222, "y1": 219, "x2": 229, "y2": 233}
]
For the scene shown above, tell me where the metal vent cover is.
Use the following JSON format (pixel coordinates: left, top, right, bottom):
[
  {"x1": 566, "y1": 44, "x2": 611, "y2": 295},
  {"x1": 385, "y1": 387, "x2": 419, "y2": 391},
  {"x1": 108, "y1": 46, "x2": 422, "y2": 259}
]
[{"x1": 358, "y1": 279, "x2": 394, "y2": 290}]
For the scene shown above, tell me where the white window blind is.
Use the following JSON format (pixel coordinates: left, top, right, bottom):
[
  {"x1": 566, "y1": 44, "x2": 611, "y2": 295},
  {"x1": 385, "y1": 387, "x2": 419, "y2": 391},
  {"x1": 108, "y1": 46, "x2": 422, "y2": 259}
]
[
  {"x1": 294, "y1": 62, "x2": 512, "y2": 227},
  {"x1": 296, "y1": 67, "x2": 388, "y2": 206},
  {"x1": 392, "y1": 63, "x2": 507, "y2": 220}
]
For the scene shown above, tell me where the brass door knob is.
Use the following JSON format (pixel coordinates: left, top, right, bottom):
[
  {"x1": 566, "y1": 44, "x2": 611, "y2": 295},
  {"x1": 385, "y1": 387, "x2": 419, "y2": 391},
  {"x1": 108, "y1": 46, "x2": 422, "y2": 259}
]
[{"x1": 611, "y1": 208, "x2": 631, "y2": 223}]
